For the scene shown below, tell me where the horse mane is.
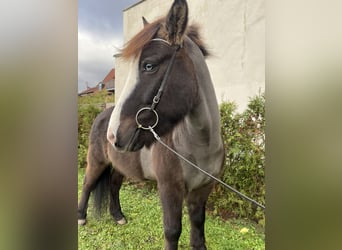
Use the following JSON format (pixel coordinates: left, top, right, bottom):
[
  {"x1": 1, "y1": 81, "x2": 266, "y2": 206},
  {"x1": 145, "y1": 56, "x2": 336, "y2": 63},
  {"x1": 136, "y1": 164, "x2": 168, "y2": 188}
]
[
  {"x1": 186, "y1": 24, "x2": 209, "y2": 57},
  {"x1": 121, "y1": 19, "x2": 209, "y2": 59}
]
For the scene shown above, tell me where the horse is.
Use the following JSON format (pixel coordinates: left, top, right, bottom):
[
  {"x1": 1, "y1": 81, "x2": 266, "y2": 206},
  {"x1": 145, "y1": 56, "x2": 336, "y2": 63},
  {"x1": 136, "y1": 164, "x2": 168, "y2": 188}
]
[{"x1": 78, "y1": 0, "x2": 224, "y2": 249}]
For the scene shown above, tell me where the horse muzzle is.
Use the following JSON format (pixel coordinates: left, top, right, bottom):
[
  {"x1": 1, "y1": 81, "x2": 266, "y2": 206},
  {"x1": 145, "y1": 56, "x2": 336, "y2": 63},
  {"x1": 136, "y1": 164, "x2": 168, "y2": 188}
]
[{"x1": 108, "y1": 125, "x2": 144, "y2": 152}]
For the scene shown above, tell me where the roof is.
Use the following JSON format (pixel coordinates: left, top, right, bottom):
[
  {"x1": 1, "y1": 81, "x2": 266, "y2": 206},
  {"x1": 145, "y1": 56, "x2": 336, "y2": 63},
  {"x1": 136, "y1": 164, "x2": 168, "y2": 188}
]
[
  {"x1": 78, "y1": 68, "x2": 116, "y2": 96},
  {"x1": 102, "y1": 68, "x2": 115, "y2": 83},
  {"x1": 78, "y1": 86, "x2": 99, "y2": 96}
]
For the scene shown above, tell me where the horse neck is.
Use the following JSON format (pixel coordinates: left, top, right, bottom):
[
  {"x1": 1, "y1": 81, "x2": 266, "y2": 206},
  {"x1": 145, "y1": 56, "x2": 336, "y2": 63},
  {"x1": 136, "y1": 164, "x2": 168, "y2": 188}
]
[
  {"x1": 185, "y1": 76, "x2": 221, "y2": 146},
  {"x1": 175, "y1": 39, "x2": 222, "y2": 147}
]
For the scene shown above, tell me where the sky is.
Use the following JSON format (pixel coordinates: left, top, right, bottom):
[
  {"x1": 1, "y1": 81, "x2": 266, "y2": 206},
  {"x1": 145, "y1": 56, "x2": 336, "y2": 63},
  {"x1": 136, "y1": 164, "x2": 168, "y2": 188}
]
[{"x1": 78, "y1": 0, "x2": 140, "y2": 92}]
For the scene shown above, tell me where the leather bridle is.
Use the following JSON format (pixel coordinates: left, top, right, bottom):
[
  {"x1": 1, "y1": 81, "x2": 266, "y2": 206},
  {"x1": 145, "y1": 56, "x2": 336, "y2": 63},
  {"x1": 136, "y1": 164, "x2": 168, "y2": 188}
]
[{"x1": 135, "y1": 40, "x2": 181, "y2": 130}]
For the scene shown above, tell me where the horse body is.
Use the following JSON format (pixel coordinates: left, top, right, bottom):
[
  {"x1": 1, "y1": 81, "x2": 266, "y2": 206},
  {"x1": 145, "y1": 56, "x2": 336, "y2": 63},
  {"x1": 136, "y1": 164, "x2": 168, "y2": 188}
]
[{"x1": 78, "y1": 1, "x2": 224, "y2": 249}]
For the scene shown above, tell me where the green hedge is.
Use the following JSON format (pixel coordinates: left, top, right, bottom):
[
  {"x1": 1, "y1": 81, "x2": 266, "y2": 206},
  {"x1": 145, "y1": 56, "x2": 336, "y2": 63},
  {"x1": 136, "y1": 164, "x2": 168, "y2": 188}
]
[
  {"x1": 78, "y1": 105, "x2": 102, "y2": 168},
  {"x1": 208, "y1": 93, "x2": 265, "y2": 225},
  {"x1": 78, "y1": 91, "x2": 110, "y2": 168}
]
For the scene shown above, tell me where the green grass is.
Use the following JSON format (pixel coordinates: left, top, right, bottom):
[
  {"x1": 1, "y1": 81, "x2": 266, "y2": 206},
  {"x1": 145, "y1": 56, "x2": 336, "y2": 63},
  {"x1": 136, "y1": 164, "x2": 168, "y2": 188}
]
[{"x1": 78, "y1": 168, "x2": 265, "y2": 249}]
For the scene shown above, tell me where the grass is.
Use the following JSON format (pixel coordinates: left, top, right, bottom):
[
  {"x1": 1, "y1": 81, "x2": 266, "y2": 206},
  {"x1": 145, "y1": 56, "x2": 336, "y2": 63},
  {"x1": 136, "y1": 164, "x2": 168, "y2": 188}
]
[{"x1": 78, "y1": 168, "x2": 265, "y2": 249}]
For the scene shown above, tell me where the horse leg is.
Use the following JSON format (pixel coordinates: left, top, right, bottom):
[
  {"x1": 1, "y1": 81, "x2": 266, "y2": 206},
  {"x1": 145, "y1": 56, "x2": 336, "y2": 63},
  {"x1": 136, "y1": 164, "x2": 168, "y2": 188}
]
[
  {"x1": 109, "y1": 169, "x2": 126, "y2": 225},
  {"x1": 78, "y1": 162, "x2": 108, "y2": 225},
  {"x1": 186, "y1": 182, "x2": 214, "y2": 250},
  {"x1": 158, "y1": 182, "x2": 184, "y2": 250}
]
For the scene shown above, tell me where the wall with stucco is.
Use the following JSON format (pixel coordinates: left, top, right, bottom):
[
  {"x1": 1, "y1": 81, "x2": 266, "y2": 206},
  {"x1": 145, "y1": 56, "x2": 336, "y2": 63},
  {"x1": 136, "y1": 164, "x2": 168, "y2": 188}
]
[{"x1": 115, "y1": 0, "x2": 264, "y2": 112}]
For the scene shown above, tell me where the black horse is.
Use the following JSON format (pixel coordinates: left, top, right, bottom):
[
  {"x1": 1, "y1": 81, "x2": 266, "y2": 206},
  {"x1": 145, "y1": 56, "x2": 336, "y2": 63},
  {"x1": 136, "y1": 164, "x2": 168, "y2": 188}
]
[{"x1": 79, "y1": 0, "x2": 224, "y2": 249}]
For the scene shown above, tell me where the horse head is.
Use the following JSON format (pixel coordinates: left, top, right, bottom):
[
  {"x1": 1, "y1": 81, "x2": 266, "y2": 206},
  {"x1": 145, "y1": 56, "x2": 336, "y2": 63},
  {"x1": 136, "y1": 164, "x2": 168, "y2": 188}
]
[{"x1": 107, "y1": 0, "x2": 208, "y2": 152}]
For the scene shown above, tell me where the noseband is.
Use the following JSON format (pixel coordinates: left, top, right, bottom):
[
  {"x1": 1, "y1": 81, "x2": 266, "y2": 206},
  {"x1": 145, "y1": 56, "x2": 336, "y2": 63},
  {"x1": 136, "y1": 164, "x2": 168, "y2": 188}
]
[{"x1": 135, "y1": 39, "x2": 181, "y2": 130}]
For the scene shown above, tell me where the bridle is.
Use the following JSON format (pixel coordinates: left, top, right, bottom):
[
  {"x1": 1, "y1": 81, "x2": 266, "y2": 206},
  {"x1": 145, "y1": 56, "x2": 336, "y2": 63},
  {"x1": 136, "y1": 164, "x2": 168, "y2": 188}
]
[
  {"x1": 135, "y1": 39, "x2": 181, "y2": 130},
  {"x1": 123, "y1": 38, "x2": 180, "y2": 151}
]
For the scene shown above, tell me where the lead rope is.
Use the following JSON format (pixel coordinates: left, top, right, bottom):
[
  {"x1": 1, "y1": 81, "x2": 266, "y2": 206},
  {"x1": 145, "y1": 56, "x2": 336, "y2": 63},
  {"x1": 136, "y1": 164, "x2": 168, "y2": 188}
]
[{"x1": 148, "y1": 126, "x2": 266, "y2": 210}]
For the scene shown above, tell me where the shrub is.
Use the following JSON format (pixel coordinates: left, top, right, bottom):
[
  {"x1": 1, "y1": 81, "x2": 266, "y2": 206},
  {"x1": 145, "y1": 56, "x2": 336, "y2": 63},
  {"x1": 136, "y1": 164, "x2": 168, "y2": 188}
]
[
  {"x1": 78, "y1": 90, "x2": 113, "y2": 106},
  {"x1": 208, "y1": 93, "x2": 265, "y2": 225},
  {"x1": 78, "y1": 91, "x2": 111, "y2": 168}
]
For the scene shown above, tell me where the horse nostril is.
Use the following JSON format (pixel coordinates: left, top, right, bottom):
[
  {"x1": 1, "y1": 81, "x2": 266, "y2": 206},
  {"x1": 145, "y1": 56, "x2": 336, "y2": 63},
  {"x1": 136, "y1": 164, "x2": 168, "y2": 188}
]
[
  {"x1": 107, "y1": 130, "x2": 115, "y2": 146},
  {"x1": 114, "y1": 141, "x2": 121, "y2": 149},
  {"x1": 107, "y1": 128, "x2": 124, "y2": 150}
]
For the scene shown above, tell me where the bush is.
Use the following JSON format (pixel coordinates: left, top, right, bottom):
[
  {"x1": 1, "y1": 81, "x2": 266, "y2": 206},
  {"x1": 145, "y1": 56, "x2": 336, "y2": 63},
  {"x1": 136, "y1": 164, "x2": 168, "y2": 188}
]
[
  {"x1": 78, "y1": 91, "x2": 111, "y2": 168},
  {"x1": 208, "y1": 93, "x2": 265, "y2": 225}
]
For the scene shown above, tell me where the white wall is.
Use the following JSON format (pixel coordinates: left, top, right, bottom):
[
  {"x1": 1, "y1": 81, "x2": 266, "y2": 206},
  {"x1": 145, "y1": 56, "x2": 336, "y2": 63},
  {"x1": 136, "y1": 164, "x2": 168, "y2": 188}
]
[{"x1": 115, "y1": 0, "x2": 264, "y2": 112}]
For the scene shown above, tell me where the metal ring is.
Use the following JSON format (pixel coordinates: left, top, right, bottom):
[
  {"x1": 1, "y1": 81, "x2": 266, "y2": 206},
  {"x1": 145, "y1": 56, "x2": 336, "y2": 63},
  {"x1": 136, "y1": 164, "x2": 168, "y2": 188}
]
[{"x1": 135, "y1": 107, "x2": 159, "y2": 130}]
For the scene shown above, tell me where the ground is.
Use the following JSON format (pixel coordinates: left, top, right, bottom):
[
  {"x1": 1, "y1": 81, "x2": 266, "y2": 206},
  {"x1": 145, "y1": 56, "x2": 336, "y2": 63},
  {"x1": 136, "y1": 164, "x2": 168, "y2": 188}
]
[{"x1": 78, "y1": 168, "x2": 265, "y2": 249}]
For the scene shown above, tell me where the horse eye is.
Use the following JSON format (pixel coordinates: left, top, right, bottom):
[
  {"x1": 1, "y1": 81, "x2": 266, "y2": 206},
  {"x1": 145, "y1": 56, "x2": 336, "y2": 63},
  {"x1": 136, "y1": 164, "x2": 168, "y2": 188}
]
[{"x1": 144, "y1": 63, "x2": 156, "y2": 72}]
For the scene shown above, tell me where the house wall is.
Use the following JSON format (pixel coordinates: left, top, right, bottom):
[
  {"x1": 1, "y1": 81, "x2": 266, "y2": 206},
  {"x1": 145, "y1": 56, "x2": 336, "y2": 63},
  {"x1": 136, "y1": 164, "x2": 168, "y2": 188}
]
[{"x1": 115, "y1": 0, "x2": 264, "y2": 112}]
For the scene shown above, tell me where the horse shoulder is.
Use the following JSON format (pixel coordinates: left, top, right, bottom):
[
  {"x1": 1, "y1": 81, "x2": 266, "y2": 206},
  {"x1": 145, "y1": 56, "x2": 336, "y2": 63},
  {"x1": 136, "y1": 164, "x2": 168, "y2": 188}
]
[{"x1": 172, "y1": 119, "x2": 224, "y2": 191}]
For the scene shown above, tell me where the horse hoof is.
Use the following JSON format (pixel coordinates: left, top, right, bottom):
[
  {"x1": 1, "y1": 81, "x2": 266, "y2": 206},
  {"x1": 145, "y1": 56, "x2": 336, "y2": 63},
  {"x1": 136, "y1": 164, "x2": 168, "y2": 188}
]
[
  {"x1": 116, "y1": 217, "x2": 127, "y2": 225},
  {"x1": 78, "y1": 219, "x2": 86, "y2": 225}
]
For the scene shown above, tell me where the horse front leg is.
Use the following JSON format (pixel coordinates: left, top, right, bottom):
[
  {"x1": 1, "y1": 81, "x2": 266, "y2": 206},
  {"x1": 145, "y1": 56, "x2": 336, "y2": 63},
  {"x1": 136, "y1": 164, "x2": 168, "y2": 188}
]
[
  {"x1": 186, "y1": 182, "x2": 214, "y2": 250},
  {"x1": 158, "y1": 181, "x2": 185, "y2": 250}
]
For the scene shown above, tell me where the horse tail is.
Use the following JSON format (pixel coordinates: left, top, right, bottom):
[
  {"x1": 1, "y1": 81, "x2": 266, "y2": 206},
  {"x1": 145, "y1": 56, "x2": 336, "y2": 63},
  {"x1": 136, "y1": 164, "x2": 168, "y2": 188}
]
[{"x1": 93, "y1": 165, "x2": 111, "y2": 216}]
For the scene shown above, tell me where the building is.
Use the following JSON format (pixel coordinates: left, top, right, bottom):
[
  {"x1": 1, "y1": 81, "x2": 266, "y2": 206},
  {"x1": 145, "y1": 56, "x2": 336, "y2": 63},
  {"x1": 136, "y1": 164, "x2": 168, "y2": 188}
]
[
  {"x1": 102, "y1": 68, "x2": 115, "y2": 95},
  {"x1": 114, "y1": 0, "x2": 265, "y2": 112},
  {"x1": 78, "y1": 68, "x2": 115, "y2": 96}
]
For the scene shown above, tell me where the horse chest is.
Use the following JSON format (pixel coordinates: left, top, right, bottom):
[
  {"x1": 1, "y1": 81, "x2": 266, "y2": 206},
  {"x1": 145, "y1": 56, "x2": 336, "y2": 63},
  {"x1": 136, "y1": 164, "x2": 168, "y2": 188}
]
[{"x1": 139, "y1": 147, "x2": 156, "y2": 180}]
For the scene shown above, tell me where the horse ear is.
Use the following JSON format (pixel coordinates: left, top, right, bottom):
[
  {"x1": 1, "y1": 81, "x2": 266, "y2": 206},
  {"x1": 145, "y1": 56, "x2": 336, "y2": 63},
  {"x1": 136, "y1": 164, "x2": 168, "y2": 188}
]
[
  {"x1": 166, "y1": 0, "x2": 188, "y2": 45},
  {"x1": 142, "y1": 16, "x2": 149, "y2": 27}
]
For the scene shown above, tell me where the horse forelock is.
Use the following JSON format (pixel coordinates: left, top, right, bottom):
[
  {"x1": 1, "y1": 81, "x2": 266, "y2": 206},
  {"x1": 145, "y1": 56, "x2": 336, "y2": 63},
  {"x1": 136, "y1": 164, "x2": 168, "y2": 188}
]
[{"x1": 121, "y1": 19, "x2": 162, "y2": 60}]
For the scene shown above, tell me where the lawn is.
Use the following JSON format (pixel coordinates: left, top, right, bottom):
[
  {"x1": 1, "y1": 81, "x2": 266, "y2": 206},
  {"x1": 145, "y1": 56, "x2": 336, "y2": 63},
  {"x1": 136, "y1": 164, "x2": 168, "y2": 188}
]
[{"x1": 78, "y1": 168, "x2": 265, "y2": 249}]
